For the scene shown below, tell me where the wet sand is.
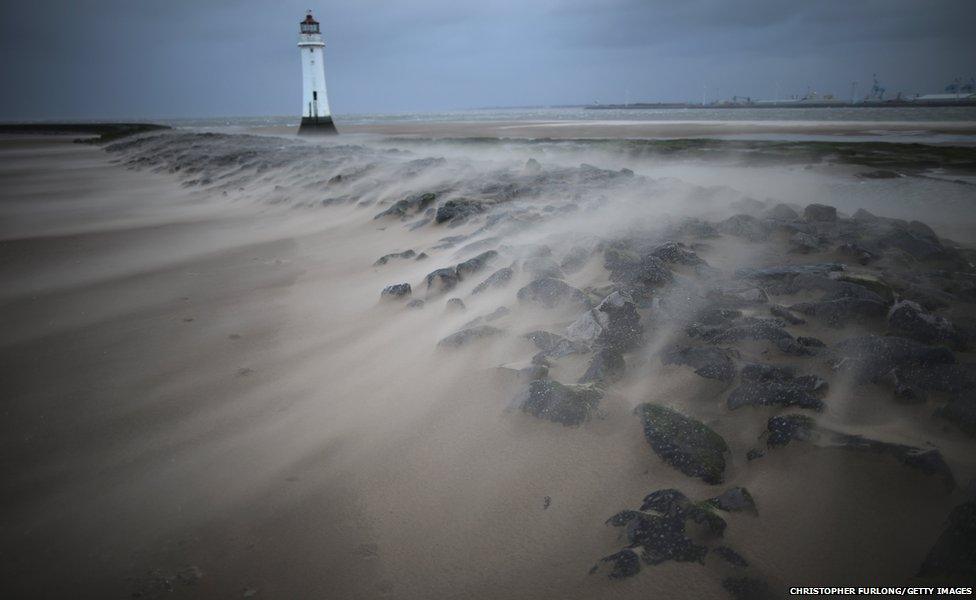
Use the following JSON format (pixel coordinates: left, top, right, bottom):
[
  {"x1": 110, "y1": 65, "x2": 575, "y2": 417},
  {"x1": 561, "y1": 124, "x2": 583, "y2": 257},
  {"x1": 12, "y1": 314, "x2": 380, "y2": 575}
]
[{"x1": 1, "y1": 133, "x2": 974, "y2": 599}]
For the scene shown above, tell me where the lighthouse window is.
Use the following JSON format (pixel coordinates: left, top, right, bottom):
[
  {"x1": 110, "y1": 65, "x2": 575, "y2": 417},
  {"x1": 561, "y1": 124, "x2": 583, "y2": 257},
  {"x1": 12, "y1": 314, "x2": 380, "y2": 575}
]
[{"x1": 313, "y1": 92, "x2": 318, "y2": 100}]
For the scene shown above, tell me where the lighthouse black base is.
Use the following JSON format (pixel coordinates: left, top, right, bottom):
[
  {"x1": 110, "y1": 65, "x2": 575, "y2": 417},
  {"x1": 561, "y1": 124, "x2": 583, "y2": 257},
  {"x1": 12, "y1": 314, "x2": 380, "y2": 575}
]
[{"x1": 298, "y1": 116, "x2": 338, "y2": 135}]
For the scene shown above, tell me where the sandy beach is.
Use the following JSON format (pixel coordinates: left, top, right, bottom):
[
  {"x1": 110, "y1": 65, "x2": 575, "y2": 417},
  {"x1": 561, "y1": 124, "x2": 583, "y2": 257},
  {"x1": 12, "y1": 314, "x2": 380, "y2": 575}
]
[{"x1": 2, "y1": 130, "x2": 975, "y2": 599}]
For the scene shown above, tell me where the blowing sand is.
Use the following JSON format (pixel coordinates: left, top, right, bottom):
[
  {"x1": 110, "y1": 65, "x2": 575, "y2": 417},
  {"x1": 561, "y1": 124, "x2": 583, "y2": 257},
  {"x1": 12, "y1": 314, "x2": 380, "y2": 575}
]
[{"x1": 1, "y1": 132, "x2": 975, "y2": 599}]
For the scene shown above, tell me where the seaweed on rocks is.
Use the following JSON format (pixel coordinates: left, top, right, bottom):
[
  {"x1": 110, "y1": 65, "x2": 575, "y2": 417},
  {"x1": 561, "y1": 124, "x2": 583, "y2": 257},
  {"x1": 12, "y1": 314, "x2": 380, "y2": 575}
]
[{"x1": 635, "y1": 404, "x2": 729, "y2": 484}]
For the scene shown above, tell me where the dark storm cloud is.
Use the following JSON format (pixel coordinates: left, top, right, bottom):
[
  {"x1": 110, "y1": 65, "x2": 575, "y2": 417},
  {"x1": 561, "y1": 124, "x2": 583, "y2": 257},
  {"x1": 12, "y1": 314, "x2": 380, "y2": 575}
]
[{"x1": 1, "y1": 0, "x2": 974, "y2": 119}]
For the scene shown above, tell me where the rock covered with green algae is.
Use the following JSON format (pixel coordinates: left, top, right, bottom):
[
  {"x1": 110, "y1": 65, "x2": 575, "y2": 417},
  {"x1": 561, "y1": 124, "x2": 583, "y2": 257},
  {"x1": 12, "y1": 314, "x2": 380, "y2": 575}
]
[
  {"x1": 635, "y1": 403, "x2": 729, "y2": 484},
  {"x1": 516, "y1": 379, "x2": 603, "y2": 426}
]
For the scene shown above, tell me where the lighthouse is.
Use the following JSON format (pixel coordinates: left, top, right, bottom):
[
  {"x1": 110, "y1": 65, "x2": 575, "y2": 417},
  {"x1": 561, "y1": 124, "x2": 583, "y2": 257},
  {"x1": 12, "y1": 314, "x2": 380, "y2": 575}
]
[{"x1": 297, "y1": 11, "x2": 337, "y2": 135}]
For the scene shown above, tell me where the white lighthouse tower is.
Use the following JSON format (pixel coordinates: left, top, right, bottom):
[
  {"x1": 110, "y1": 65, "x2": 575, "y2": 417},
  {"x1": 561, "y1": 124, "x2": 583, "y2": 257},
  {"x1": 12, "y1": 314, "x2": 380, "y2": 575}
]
[{"x1": 298, "y1": 11, "x2": 337, "y2": 135}]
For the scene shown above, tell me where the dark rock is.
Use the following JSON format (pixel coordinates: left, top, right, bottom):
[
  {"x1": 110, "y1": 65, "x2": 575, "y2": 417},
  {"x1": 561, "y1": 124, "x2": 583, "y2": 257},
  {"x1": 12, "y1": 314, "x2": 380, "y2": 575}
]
[
  {"x1": 837, "y1": 242, "x2": 876, "y2": 265},
  {"x1": 740, "y1": 363, "x2": 796, "y2": 382},
  {"x1": 797, "y1": 336, "x2": 826, "y2": 348},
  {"x1": 524, "y1": 330, "x2": 588, "y2": 358},
  {"x1": 789, "y1": 232, "x2": 822, "y2": 254},
  {"x1": 918, "y1": 500, "x2": 976, "y2": 581},
  {"x1": 435, "y1": 198, "x2": 487, "y2": 225},
  {"x1": 829, "y1": 335, "x2": 956, "y2": 383},
  {"x1": 406, "y1": 299, "x2": 425, "y2": 309},
  {"x1": 579, "y1": 347, "x2": 626, "y2": 384},
  {"x1": 852, "y1": 208, "x2": 881, "y2": 222},
  {"x1": 713, "y1": 546, "x2": 749, "y2": 568},
  {"x1": 727, "y1": 380, "x2": 825, "y2": 411},
  {"x1": 437, "y1": 325, "x2": 502, "y2": 348},
  {"x1": 374, "y1": 249, "x2": 416, "y2": 266},
  {"x1": 425, "y1": 267, "x2": 460, "y2": 294},
  {"x1": 769, "y1": 304, "x2": 806, "y2": 325},
  {"x1": 935, "y1": 394, "x2": 976, "y2": 438},
  {"x1": 650, "y1": 241, "x2": 706, "y2": 266},
  {"x1": 591, "y1": 548, "x2": 642, "y2": 579},
  {"x1": 888, "y1": 299, "x2": 968, "y2": 350},
  {"x1": 717, "y1": 214, "x2": 769, "y2": 242},
  {"x1": 735, "y1": 263, "x2": 843, "y2": 281},
  {"x1": 876, "y1": 227, "x2": 946, "y2": 261},
  {"x1": 764, "y1": 414, "x2": 817, "y2": 447},
  {"x1": 523, "y1": 256, "x2": 564, "y2": 279},
  {"x1": 456, "y1": 250, "x2": 498, "y2": 278},
  {"x1": 516, "y1": 277, "x2": 590, "y2": 310},
  {"x1": 635, "y1": 404, "x2": 729, "y2": 484},
  {"x1": 445, "y1": 298, "x2": 466, "y2": 312},
  {"x1": 663, "y1": 346, "x2": 737, "y2": 382},
  {"x1": 765, "y1": 203, "x2": 799, "y2": 221},
  {"x1": 373, "y1": 192, "x2": 437, "y2": 220},
  {"x1": 471, "y1": 267, "x2": 514, "y2": 294},
  {"x1": 723, "y1": 577, "x2": 772, "y2": 600},
  {"x1": 596, "y1": 291, "x2": 644, "y2": 352},
  {"x1": 380, "y1": 283, "x2": 412, "y2": 299},
  {"x1": 803, "y1": 203, "x2": 837, "y2": 222},
  {"x1": 790, "y1": 297, "x2": 888, "y2": 326},
  {"x1": 415, "y1": 252, "x2": 429, "y2": 260},
  {"x1": 605, "y1": 248, "x2": 674, "y2": 293},
  {"x1": 559, "y1": 246, "x2": 591, "y2": 274},
  {"x1": 695, "y1": 317, "x2": 813, "y2": 357},
  {"x1": 707, "y1": 487, "x2": 758, "y2": 516},
  {"x1": 516, "y1": 379, "x2": 603, "y2": 426}
]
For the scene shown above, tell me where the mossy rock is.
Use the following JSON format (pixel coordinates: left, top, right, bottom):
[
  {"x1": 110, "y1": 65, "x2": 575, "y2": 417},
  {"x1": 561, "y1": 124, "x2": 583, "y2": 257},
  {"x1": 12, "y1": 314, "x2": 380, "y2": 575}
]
[
  {"x1": 635, "y1": 404, "x2": 729, "y2": 484},
  {"x1": 519, "y1": 380, "x2": 603, "y2": 426}
]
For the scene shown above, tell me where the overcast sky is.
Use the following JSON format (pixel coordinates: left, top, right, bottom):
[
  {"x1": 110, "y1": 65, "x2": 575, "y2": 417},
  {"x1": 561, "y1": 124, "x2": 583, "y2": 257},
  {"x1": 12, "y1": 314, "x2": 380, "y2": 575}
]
[{"x1": 2, "y1": 0, "x2": 974, "y2": 119}]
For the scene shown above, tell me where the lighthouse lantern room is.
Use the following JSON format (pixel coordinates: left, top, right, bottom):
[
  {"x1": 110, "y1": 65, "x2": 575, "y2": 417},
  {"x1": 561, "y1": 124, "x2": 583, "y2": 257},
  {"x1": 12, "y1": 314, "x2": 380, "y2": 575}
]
[{"x1": 298, "y1": 11, "x2": 337, "y2": 135}]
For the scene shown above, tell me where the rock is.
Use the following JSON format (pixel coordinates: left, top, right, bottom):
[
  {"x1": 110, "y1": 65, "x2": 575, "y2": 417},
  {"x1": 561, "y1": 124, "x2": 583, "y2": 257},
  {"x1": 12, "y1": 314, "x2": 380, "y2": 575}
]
[
  {"x1": 694, "y1": 317, "x2": 813, "y2": 357},
  {"x1": 516, "y1": 379, "x2": 603, "y2": 426},
  {"x1": 723, "y1": 577, "x2": 772, "y2": 600},
  {"x1": 635, "y1": 404, "x2": 729, "y2": 484},
  {"x1": 803, "y1": 203, "x2": 837, "y2": 222},
  {"x1": 650, "y1": 241, "x2": 706, "y2": 266},
  {"x1": 605, "y1": 249, "x2": 674, "y2": 293},
  {"x1": 790, "y1": 297, "x2": 888, "y2": 326},
  {"x1": 373, "y1": 192, "x2": 437, "y2": 219},
  {"x1": 760, "y1": 415, "x2": 955, "y2": 487},
  {"x1": 740, "y1": 363, "x2": 796, "y2": 382},
  {"x1": 852, "y1": 208, "x2": 880, "y2": 222},
  {"x1": 406, "y1": 299, "x2": 425, "y2": 309},
  {"x1": 829, "y1": 335, "x2": 956, "y2": 383},
  {"x1": 735, "y1": 263, "x2": 843, "y2": 281},
  {"x1": 764, "y1": 414, "x2": 817, "y2": 447},
  {"x1": 425, "y1": 267, "x2": 460, "y2": 294},
  {"x1": 437, "y1": 325, "x2": 502, "y2": 348},
  {"x1": 730, "y1": 197, "x2": 766, "y2": 215},
  {"x1": 727, "y1": 370, "x2": 826, "y2": 411},
  {"x1": 837, "y1": 242, "x2": 876, "y2": 265},
  {"x1": 516, "y1": 277, "x2": 590, "y2": 310},
  {"x1": 876, "y1": 227, "x2": 946, "y2": 261},
  {"x1": 789, "y1": 232, "x2": 822, "y2": 253},
  {"x1": 769, "y1": 304, "x2": 805, "y2": 325},
  {"x1": 566, "y1": 308, "x2": 609, "y2": 344},
  {"x1": 663, "y1": 346, "x2": 737, "y2": 382},
  {"x1": 591, "y1": 548, "x2": 642, "y2": 579},
  {"x1": 455, "y1": 250, "x2": 498, "y2": 278},
  {"x1": 579, "y1": 347, "x2": 626, "y2": 384},
  {"x1": 765, "y1": 203, "x2": 799, "y2": 221},
  {"x1": 380, "y1": 283, "x2": 412, "y2": 300},
  {"x1": 713, "y1": 546, "x2": 750, "y2": 568},
  {"x1": 717, "y1": 214, "x2": 769, "y2": 242},
  {"x1": 445, "y1": 298, "x2": 466, "y2": 312},
  {"x1": 435, "y1": 198, "x2": 487, "y2": 225},
  {"x1": 374, "y1": 249, "x2": 416, "y2": 266},
  {"x1": 524, "y1": 330, "x2": 588, "y2": 358},
  {"x1": 559, "y1": 246, "x2": 591, "y2": 274},
  {"x1": 471, "y1": 267, "x2": 514, "y2": 294},
  {"x1": 935, "y1": 394, "x2": 976, "y2": 438},
  {"x1": 707, "y1": 487, "x2": 758, "y2": 516},
  {"x1": 523, "y1": 256, "x2": 564, "y2": 279},
  {"x1": 595, "y1": 291, "x2": 644, "y2": 352},
  {"x1": 888, "y1": 299, "x2": 968, "y2": 350},
  {"x1": 415, "y1": 252, "x2": 429, "y2": 261},
  {"x1": 797, "y1": 336, "x2": 826, "y2": 348},
  {"x1": 918, "y1": 501, "x2": 976, "y2": 581}
]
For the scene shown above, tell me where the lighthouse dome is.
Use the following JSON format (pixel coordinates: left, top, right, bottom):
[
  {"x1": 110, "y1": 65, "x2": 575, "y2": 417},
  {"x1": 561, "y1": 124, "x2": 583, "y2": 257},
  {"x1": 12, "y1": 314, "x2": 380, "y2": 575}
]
[{"x1": 300, "y1": 12, "x2": 320, "y2": 34}]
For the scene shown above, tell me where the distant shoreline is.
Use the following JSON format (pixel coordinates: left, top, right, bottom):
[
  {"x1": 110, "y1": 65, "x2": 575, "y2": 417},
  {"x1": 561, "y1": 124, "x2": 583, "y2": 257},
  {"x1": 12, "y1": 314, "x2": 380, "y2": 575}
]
[
  {"x1": 588, "y1": 100, "x2": 976, "y2": 110},
  {"x1": 0, "y1": 122, "x2": 168, "y2": 143}
]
